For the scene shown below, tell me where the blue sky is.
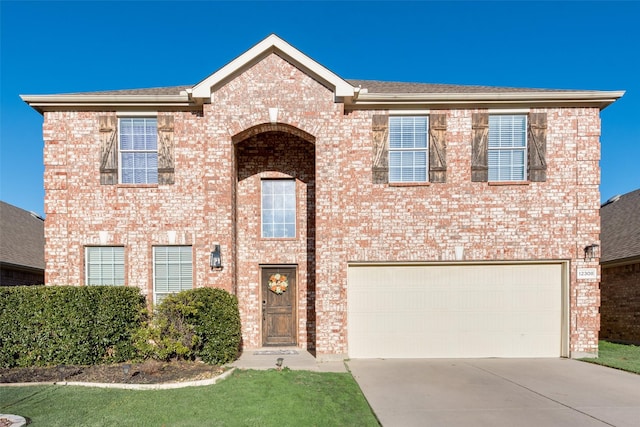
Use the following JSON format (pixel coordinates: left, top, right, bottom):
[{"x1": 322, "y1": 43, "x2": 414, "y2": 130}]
[{"x1": 1, "y1": 1, "x2": 638, "y2": 216}]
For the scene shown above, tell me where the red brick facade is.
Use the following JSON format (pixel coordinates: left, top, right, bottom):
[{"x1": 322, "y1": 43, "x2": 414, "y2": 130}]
[
  {"x1": 32, "y1": 37, "x2": 617, "y2": 358},
  {"x1": 600, "y1": 262, "x2": 640, "y2": 344}
]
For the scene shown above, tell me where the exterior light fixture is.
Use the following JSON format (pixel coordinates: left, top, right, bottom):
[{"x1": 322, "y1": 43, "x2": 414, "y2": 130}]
[
  {"x1": 210, "y1": 243, "x2": 222, "y2": 269},
  {"x1": 584, "y1": 244, "x2": 600, "y2": 261}
]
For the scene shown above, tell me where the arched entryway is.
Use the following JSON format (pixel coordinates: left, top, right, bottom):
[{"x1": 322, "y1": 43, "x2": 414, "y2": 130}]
[{"x1": 233, "y1": 124, "x2": 316, "y2": 351}]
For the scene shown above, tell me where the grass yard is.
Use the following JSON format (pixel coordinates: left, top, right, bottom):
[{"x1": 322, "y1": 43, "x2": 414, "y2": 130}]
[
  {"x1": 0, "y1": 369, "x2": 379, "y2": 427},
  {"x1": 581, "y1": 341, "x2": 640, "y2": 374}
]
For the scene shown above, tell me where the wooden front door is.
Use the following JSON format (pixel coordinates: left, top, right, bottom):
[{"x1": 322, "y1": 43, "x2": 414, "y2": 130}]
[{"x1": 262, "y1": 267, "x2": 296, "y2": 346}]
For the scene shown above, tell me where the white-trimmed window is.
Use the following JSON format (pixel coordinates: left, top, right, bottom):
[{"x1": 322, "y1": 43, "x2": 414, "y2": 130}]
[
  {"x1": 261, "y1": 179, "x2": 296, "y2": 238},
  {"x1": 153, "y1": 246, "x2": 193, "y2": 304},
  {"x1": 86, "y1": 246, "x2": 125, "y2": 286},
  {"x1": 119, "y1": 118, "x2": 158, "y2": 184},
  {"x1": 388, "y1": 116, "x2": 428, "y2": 183},
  {"x1": 488, "y1": 115, "x2": 527, "y2": 181}
]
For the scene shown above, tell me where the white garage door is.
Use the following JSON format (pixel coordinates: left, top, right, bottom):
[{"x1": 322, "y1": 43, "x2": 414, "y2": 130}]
[{"x1": 347, "y1": 263, "x2": 565, "y2": 358}]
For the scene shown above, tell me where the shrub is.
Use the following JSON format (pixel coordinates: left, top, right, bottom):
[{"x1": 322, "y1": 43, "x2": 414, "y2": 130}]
[
  {"x1": 0, "y1": 286, "x2": 146, "y2": 368},
  {"x1": 190, "y1": 288, "x2": 242, "y2": 365},
  {"x1": 134, "y1": 288, "x2": 241, "y2": 365}
]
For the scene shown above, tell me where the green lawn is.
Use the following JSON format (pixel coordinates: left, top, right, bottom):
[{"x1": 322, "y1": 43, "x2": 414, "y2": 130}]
[
  {"x1": 581, "y1": 341, "x2": 640, "y2": 374},
  {"x1": 0, "y1": 369, "x2": 379, "y2": 427}
]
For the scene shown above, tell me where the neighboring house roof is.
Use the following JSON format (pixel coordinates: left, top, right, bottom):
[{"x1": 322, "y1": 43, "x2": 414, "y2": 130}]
[
  {"x1": 21, "y1": 34, "x2": 624, "y2": 113},
  {"x1": 600, "y1": 189, "x2": 640, "y2": 265},
  {"x1": 0, "y1": 201, "x2": 45, "y2": 271}
]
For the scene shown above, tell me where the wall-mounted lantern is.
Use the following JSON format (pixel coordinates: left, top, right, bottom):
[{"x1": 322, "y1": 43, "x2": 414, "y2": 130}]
[
  {"x1": 583, "y1": 244, "x2": 600, "y2": 261},
  {"x1": 210, "y1": 243, "x2": 222, "y2": 270}
]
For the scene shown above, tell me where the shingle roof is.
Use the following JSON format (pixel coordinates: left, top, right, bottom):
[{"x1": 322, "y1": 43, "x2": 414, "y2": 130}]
[
  {"x1": 59, "y1": 81, "x2": 574, "y2": 97},
  {"x1": 600, "y1": 189, "x2": 640, "y2": 263},
  {"x1": 345, "y1": 80, "x2": 576, "y2": 94},
  {"x1": 67, "y1": 86, "x2": 193, "y2": 96},
  {"x1": 0, "y1": 201, "x2": 45, "y2": 271}
]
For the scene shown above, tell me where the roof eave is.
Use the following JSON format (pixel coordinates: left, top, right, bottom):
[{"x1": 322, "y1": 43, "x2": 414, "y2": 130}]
[
  {"x1": 347, "y1": 90, "x2": 626, "y2": 110},
  {"x1": 601, "y1": 255, "x2": 640, "y2": 268},
  {"x1": 20, "y1": 94, "x2": 195, "y2": 114}
]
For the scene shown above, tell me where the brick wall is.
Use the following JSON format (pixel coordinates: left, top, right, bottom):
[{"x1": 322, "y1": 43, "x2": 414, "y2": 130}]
[
  {"x1": 42, "y1": 53, "x2": 603, "y2": 357},
  {"x1": 600, "y1": 262, "x2": 640, "y2": 344},
  {"x1": 0, "y1": 267, "x2": 44, "y2": 286}
]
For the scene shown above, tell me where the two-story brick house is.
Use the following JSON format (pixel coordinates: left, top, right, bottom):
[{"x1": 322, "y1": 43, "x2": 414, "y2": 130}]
[{"x1": 22, "y1": 35, "x2": 624, "y2": 359}]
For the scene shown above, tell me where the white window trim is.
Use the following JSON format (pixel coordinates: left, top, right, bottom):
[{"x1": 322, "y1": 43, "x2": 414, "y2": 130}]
[
  {"x1": 388, "y1": 109, "x2": 431, "y2": 116},
  {"x1": 388, "y1": 115, "x2": 429, "y2": 183},
  {"x1": 116, "y1": 111, "x2": 158, "y2": 117},
  {"x1": 488, "y1": 114, "x2": 528, "y2": 182},
  {"x1": 152, "y1": 245, "x2": 193, "y2": 305},
  {"x1": 261, "y1": 179, "x2": 297, "y2": 239},
  {"x1": 118, "y1": 117, "x2": 159, "y2": 184},
  {"x1": 85, "y1": 246, "x2": 125, "y2": 286}
]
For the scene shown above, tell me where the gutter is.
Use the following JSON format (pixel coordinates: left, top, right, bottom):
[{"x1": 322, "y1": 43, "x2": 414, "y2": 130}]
[
  {"x1": 347, "y1": 90, "x2": 625, "y2": 110},
  {"x1": 20, "y1": 94, "x2": 197, "y2": 114},
  {"x1": 21, "y1": 89, "x2": 625, "y2": 113}
]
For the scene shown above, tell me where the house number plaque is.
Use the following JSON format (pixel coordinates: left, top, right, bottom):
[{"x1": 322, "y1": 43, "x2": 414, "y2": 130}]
[{"x1": 577, "y1": 268, "x2": 597, "y2": 280}]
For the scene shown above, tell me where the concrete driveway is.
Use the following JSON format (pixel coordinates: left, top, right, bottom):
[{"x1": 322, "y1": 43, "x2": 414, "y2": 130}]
[{"x1": 347, "y1": 359, "x2": 640, "y2": 427}]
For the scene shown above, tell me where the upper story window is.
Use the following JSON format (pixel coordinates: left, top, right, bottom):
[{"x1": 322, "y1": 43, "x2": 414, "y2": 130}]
[
  {"x1": 119, "y1": 118, "x2": 158, "y2": 184},
  {"x1": 262, "y1": 179, "x2": 296, "y2": 238},
  {"x1": 85, "y1": 246, "x2": 125, "y2": 286},
  {"x1": 388, "y1": 116, "x2": 428, "y2": 183},
  {"x1": 488, "y1": 115, "x2": 527, "y2": 181}
]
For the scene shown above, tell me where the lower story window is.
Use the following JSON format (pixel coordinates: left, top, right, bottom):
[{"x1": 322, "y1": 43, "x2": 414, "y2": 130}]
[
  {"x1": 86, "y1": 246, "x2": 125, "y2": 285},
  {"x1": 153, "y1": 246, "x2": 193, "y2": 304}
]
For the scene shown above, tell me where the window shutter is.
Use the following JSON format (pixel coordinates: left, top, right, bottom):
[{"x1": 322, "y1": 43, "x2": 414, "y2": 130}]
[
  {"x1": 99, "y1": 115, "x2": 118, "y2": 185},
  {"x1": 429, "y1": 113, "x2": 447, "y2": 183},
  {"x1": 157, "y1": 115, "x2": 175, "y2": 185},
  {"x1": 372, "y1": 114, "x2": 389, "y2": 184},
  {"x1": 528, "y1": 112, "x2": 547, "y2": 182},
  {"x1": 471, "y1": 113, "x2": 489, "y2": 182}
]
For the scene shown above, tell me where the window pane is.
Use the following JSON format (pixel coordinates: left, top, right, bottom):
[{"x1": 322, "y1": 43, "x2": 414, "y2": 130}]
[
  {"x1": 86, "y1": 246, "x2": 125, "y2": 286},
  {"x1": 488, "y1": 115, "x2": 527, "y2": 181},
  {"x1": 388, "y1": 116, "x2": 429, "y2": 182},
  {"x1": 154, "y1": 246, "x2": 193, "y2": 304},
  {"x1": 119, "y1": 117, "x2": 158, "y2": 184},
  {"x1": 261, "y1": 179, "x2": 296, "y2": 238}
]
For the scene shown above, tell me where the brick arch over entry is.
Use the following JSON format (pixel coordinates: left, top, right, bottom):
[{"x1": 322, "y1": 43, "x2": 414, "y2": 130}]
[
  {"x1": 233, "y1": 127, "x2": 316, "y2": 351},
  {"x1": 231, "y1": 123, "x2": 316, "y2": 146}
]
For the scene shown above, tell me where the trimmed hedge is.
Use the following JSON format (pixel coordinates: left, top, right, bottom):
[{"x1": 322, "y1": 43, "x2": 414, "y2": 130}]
[
  {"x1": 135, "y1": 288, "x2": 241, "y2": 365},
  {"x1": 0, "y1": 286, "x2": 146, "y2": 368}
]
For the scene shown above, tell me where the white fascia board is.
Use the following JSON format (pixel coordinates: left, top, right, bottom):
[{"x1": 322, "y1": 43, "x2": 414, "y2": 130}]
[
  {"x1": 20, "y1": 94, "x2": 193, "y2": 113},
  {"x1": 351, "y1": 90, "x2": 625, "y2": 110},
  {"x1": 21, "y1": 94, "x2": 189, "y2": 103},
  {"x1": 191, "y1": 34, "x2": 354, "y2": 99}
]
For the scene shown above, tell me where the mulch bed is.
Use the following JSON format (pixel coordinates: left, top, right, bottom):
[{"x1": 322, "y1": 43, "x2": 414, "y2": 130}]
[{"x1": 0, "y1": 360, "x2": 225, "y2": 384}]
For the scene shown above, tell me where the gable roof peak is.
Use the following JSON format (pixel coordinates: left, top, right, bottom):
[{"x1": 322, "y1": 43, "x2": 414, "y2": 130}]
[{"x1": 191, "y1": 34, "x2": 355, "y2": 99}]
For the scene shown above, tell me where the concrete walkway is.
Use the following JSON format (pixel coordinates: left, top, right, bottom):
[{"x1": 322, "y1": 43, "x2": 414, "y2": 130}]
[
  {"x1": 230, "y1": 348, "x2": 347, "y2": 373},
  {"x1": 347, "y1": 358, "x2": 640, "y2": 427}
]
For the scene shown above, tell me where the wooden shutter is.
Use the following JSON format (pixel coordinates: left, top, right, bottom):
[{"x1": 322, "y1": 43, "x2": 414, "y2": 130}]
[
  {"x1": 372, "y1": 114, "x2": 389, "y2": 184},
  {"x1": 471, "y1": 113, "x2": 489, "y2": 182},
  {"x1": 429, "y1": 113, "x2": 447, "y2": 183},
  {"x1": 157, "y1": 115, "x2": 175, "y2": 185},
  {"x1": 99, "y1": 115, "x2": 118, "y2": 185},
  {"x1": 528, "y1": 113, "x2": 547, "y2": 182}
]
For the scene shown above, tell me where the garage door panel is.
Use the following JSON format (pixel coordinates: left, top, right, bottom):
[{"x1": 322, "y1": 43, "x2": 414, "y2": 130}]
[{"x1": 348, "y1": 263, "x2": 563, "y2": 358}]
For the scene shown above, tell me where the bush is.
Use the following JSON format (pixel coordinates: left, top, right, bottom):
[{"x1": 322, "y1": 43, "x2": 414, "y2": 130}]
[
  {"x1": 0, "y1": 286, "x2": 146, "y2": 368},
  {"x1": 134, "y1": 288, "x2": 241, "y2": 365}
]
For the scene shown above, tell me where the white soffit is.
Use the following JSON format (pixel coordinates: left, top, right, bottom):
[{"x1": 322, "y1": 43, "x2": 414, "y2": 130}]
[{"x1": 191, "y1": 34, "x2": 355, "y2": 99}]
